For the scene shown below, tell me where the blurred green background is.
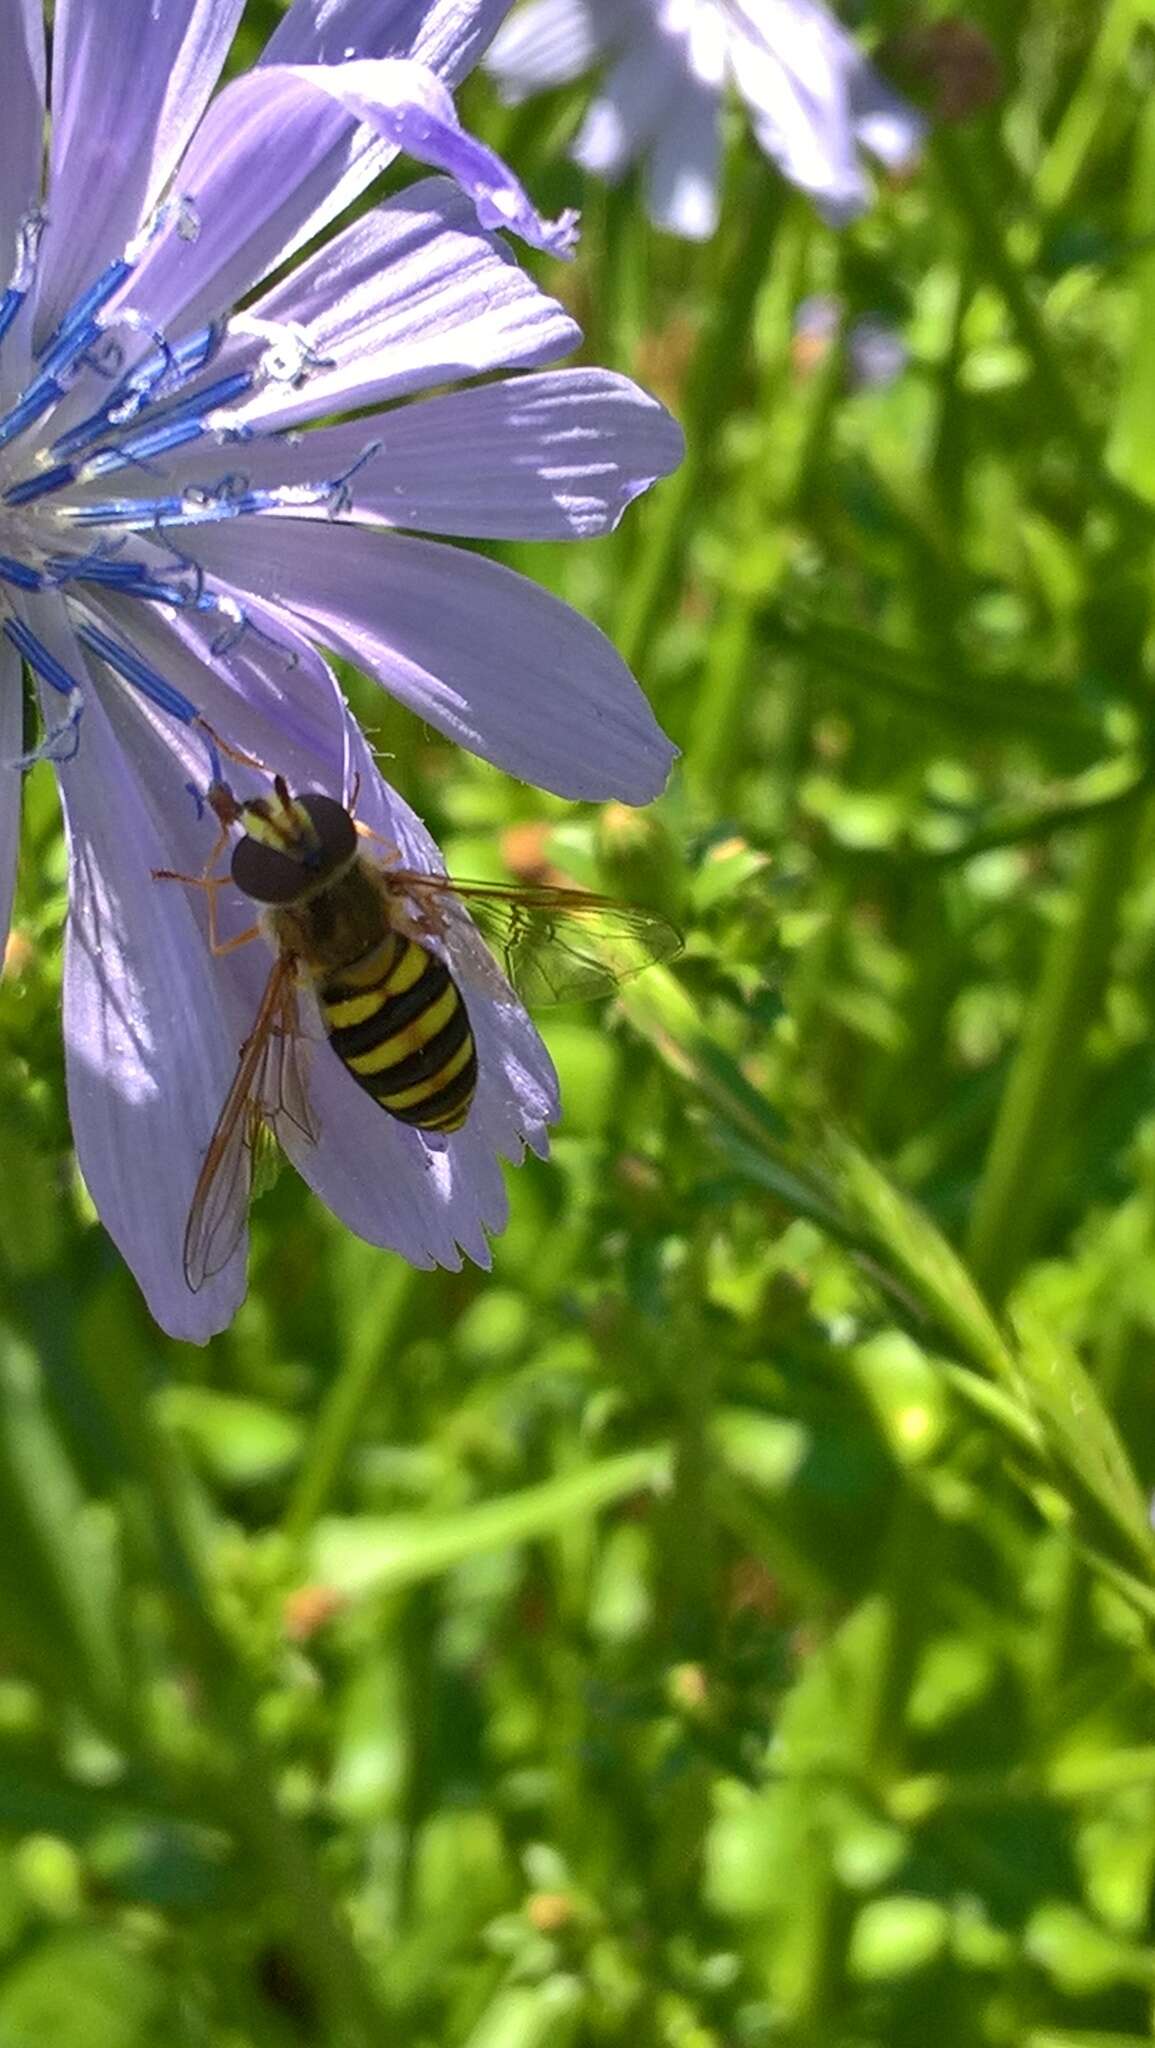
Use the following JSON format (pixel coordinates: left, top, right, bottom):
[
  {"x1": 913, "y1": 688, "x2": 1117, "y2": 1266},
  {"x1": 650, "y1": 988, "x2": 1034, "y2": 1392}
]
[{"x1": 11, "y1": 1, "x2": 1155, "y2": 2042}]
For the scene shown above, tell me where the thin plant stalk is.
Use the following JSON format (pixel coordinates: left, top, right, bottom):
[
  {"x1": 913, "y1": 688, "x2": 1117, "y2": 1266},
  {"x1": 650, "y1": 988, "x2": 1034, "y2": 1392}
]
[
  {"x1": 966, "y1": 797, "x2": 1149, "y2": 1302},
  {"x1": 89, "y1": 1343, "x2": 392, "y2": 2048}
]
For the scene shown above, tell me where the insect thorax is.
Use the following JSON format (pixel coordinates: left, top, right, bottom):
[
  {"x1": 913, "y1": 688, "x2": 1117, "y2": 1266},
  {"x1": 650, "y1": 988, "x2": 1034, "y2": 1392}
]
[{"x1": 266, "y1": 860, "x2": 402, "y2": 977}]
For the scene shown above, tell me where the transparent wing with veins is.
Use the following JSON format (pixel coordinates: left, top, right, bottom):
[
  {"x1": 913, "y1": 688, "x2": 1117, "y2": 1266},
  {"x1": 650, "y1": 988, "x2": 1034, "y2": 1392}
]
[
  {"x1": 380, "y1": 873, "x2": 682, "y2": 1006},
  {"x1": 183, "y1": 955, "x2": 317, "y2": 1291}
]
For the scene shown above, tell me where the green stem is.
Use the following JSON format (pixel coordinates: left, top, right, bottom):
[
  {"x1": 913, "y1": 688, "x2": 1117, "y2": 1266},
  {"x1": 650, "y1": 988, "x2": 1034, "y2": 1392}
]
[
  {"x1": 92, "y1": 1349, "x2": 390, "y2": 2048},
  {"x1": 685, "y1": 585, "x2": 761, "y2": 808},
  {"x1": 283, "y1": 1257, "x2": 417, "y2": 1548},
  {"x1": 966, "y1": 796, "x2": 1149, "y2": 1303},
  {"x1": 614, "y1": 165, "x2": 782, "y2": 677},
  {"x1": 651, "y1": 1228, "x2": 717, "y2": 1921},
  {"x1": 684, "y1": 210, "x2": 824, "y2": 812},
  {"x1": 658, "y1": 1228, "x2": 717, "y2": 1659},
  {"x1": 933, "y1": 127, "x2": 1101, "y2": 476},
  {"x1": 1034, "y1": 0, "x2": 1147, "y2": 216},
  {"x1": 936, "y1": 125, "x2": 1155, "y2": 535}
]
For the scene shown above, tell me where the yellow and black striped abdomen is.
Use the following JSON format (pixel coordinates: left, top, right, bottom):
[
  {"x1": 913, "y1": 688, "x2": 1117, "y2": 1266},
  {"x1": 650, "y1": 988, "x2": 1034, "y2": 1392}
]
[{"x1": 318, "y1": 934, "x2": 477, "y2": 1135}]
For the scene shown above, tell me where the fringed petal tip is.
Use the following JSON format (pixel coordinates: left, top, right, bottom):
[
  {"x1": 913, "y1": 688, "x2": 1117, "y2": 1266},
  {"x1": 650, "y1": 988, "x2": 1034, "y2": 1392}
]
[
  {"x1": 262, "y1": 55, "x2": 583, "y2": 259},
  {"x1": 475, "y1": 191, "x2": 580, "y2": 259}
]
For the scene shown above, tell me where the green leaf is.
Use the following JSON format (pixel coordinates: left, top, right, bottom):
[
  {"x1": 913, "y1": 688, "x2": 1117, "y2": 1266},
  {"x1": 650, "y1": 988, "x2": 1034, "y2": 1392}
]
[
  {"x1": 0, "y1": 1934, "x2": 175, "y2": 2048},
  {"x1": 1026, "y1": 1902, "x2": 1155, "y2": 1995},
  {"x1": 160, "y1": 1386, "x2": 305, "y2": 1489},
  {"x1": 1107, "y1": 92, "x2": 1155, "y2": 497},
  {"x1": 619, "y1": 969, "x2": 852, "y2": 1241},
  {"x1": 309, "y1": 1447, "x2": 670, "y2": 1599},
  {"x1": 848, "y1": 1896, "x2": 951, "y2": 1982},
  {"x1": 1013, "y1": 1309, "x2": 1155, "y2": 1571},
  {"x1": 0, "y1": 1336, "x2": 127, "y2": 1734},
  {"x1": 1028, "y1": 2035, "x2": 1155, "y2": 2048},
  {"x1": 824, "y1": 1132, "x2": 1022, "y2": 1390},
  {"x1": 461, "y1": 1980, "x2": 584, "y2": 2048}
]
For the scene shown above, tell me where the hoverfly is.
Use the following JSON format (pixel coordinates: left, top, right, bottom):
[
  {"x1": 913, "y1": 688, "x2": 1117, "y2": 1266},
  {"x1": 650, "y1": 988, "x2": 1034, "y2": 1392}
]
[{"x1": 159, "y1": 776, "x2": 681, "y2": 1291}]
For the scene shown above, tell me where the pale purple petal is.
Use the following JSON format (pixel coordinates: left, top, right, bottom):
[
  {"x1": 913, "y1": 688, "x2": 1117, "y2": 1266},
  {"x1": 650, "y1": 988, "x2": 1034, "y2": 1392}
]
[
  {"x1": 181, "y1": 523, "x2": 678, "y2": 803},
  {"x1": 728, "y1": 0, "x2": 874, "y2": 223},
  {"x1": 645, "y1": 75, "x2": 721, "y2": 240},
  {"x1": 0, "y1": 0, "x2": 44, "y2": 401},
  {"x1": 266, "y1": 0, "x2": 513, "y2": 81},
  {"x1": 257, "y1": 0, "x2": 517, "y2": 276},
  {"x1": 45, "y1": 605, "x2": 248, "y2": 1343},
  {"x1": 487, "y1": 0, "x2": 613, "y2": 105},
  {"x1": 0, "y1": 0, "x2": 44, "y2": 269},
  {"x1": 849, "y1": 61, "x2": 926, "y2": 171},
  {"x1": 495, "y1": 0, "x2": 922, "y2": 237},
  {"x1": 166, "y1": 369, "x2": 685, "y2": 540},
  {"x1": 574, "y1": 34, "x2": 683, "y2": 179},
  {"x1": 120, "y1": 57, "x2": 575, "y2": 339},
  {"x1": 734, "y1": 67, "x2": 865, "y2": 221},
  {"x1": 116, "y1": 73, "x2": 396, "y2": 338},
  {"x1": 262, "y1": 57, "x2": 580, "y2": 255},
  {"x1": 38, "y1": 0, "x2": 245, "y2": 336},
  {"x1": 91, "y1": 581, "x2": 351, "y2": 796},
  {"x1": 220, "y1": 179, "x2": 579, "y2": 434},
  {"x1": 0, "y1": 642, "x2": 24, "y2": 960}
]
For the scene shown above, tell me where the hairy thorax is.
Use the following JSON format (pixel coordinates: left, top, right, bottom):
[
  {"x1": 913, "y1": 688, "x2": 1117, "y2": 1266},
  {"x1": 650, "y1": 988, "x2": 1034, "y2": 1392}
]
[{"x1": 264, "y1": 860, "x2": 398, "y2": 980}]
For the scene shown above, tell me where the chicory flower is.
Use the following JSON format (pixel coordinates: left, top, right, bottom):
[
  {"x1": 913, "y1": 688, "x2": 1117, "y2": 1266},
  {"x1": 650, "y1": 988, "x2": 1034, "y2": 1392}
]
[
  {"x1": 0, "y1": 0, "x2": 683, "y2": 1340},
  {"x1": 487, "y1": 0, "x2": 925, "y2": 239}
]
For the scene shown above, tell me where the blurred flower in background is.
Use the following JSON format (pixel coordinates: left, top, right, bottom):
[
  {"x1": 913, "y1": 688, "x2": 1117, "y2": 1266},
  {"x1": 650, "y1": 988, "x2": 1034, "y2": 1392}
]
[
  {"x1": 486, "y1": 0, "x2": 926, "y2": 239},
  {"x1": 0, "y1": 0, "x2": 683, "y2": 1339},
  {"x1": 792, "y1": 293, "x2": 909, "y2": 389}
]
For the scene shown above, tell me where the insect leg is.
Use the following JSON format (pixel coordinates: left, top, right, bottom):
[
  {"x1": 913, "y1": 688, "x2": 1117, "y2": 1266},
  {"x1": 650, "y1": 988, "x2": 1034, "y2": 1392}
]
[
  {"x1": 196, "y1": 717, "x2": 267, "y2": 774},
  {"x1": 151, "y1": 866, "x2": 260, "y2": 956}
]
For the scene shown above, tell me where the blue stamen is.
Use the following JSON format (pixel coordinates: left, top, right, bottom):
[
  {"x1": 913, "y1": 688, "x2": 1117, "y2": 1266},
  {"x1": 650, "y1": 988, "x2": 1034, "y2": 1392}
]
[
  {"x1": 45, "y1": 550, "x2": 146, "y2": 588},
  {"x1": 51, "y1": 323, "x2": 232, "y2": 459},
  {"x1": 83, "y1": 414, "x2": 208, "y2": 473},
  {"x1": 0, "y1": 555, "x2": 44, "y2": 591},
  {"x1": 0, "y1": 377, "x2": 69, "y2": 452},
  {"x1": 63, "y1": 481, "x2": 289, "y2": 529},
  {"x1": 78, "y1": 370, "x2": 256, "y2": 479},
  {"x1": 4, "y1": 615, "x2": 84, "y2": 698},
  {"x1": 0, "y1": 259, "x2": 141, "y2": 453},
  {"x1": 0, "y1": 289, "x2": 27, "y2": 350},
  {"x1": 75, "y1": 622, "x2": 203, "y2": 728},
  {"x1": 135, "y1": 320, "x2": 222, "y2": 388},
  {"x1": 47, "y1": 551, "x2": 150, "y2": 588},
  {"x1": 326, "y1": 439, "x2": 382, "y2": 517},
  {"x1": 45, "y1": 550, "x2": 203, "y2": 609},
  {"x1": 2, "y1": 605, "x2": 86, "y2": 763},
  {"x1": 113, "y1": 323, "x2": 227, "y2": 419},
  {"x1": 6, "y1": 614, "x2": 227, "y2": 779},
  {"x1": 148, "y1": 545, "x2": 207, "y2": 611},
  {"x1": 0, "y1": 212, "x2": 46, "y2": 353},
  {"x1": 36, "y1": 318, "x2": 104, "y2": 386},
  {"x1": 35, "y1": 258, "x2": 132, "y2": 369},
  {"x1": 4, "y1": 461, "x2": 77, "y2": 507}
]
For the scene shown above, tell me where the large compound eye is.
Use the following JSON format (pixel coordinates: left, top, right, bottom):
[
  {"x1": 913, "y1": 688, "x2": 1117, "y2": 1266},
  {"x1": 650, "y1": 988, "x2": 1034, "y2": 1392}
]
[
  {"x1": 230, "y1": 835, "x2": 307, "y2": 906},
  {"x1": 297, "y1": 793, "x2": 358, "y2": 866}
]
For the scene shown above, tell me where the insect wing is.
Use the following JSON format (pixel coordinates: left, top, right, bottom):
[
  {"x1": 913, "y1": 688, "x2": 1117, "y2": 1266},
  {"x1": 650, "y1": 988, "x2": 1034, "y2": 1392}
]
[
  {"x1": 183, "y1": 956, "x2": 313, "y2": 1291},
  {"x1": 384, "y1": 874, "x2": 681, "y2": 1006}
]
